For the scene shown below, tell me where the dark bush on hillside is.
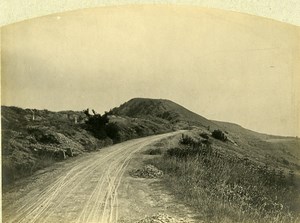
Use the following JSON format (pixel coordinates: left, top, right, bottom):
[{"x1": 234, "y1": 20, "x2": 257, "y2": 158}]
[
  {"x1": 84, "y1": 109, "x2": 109, "y2": 139},
  {"x1": 179, "y1": 134, "x2": 209, "y2": 148},
  {"x1": 212, "y1": 129, "x2": 227, "y2": 141},
  {"x1": 179, "y1": 134, "x2": 196, "y2": 146},
  {"x1": 105, "y1": 122, "x2": 121, "y2": 143},
  {"x1": 144, "y1": 148, "x2": 162, "y2": 155}
]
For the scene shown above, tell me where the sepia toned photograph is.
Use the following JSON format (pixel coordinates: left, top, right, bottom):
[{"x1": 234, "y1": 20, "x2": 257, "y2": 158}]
[{"x1": 1, "y1": 3, "x2": 300, "y2": 223}]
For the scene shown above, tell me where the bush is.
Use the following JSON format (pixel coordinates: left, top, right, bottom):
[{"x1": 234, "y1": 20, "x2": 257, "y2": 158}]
[
  {"x1": 212, "y1": 130, "x2": 227, "y2": 141},
  {"x1": 179, "y1": 134, "x2": 194, "y2": 145},
  {"x1": 167, "y1": 146, "x2": 212, "y2": 159},
  {"x1": 84, "y1": 109, "x2": 109, "y2": 139},
  {"x1": 179, "y1": 134, "x2": 203, "y2": 147},
  {"x1": 105, "y1": 122, "x2": 121, "y2": 143},
  {"x1": 144, "y1": 148, "x2": 162, "y2": 155},
  {"x1": 27, "y1": 127, "x2": 60, "y2": 144},
  {"x1": 179, "y1": 133, "x2": 211, "y2": 149}
]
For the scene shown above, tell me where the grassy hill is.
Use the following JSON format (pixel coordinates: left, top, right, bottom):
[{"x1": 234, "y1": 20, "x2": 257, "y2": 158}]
[
  {"x1": 1, "y1": 105, "x2": 172, "y2": 186},
  {"x1": 110, "y1": 98, "x2": 300, "y2": 171},
  {"x1": 110, "y1": 98, "x2": 219, "y2": 130},
  {"x1": 214, "y1": 120, "x2": 300, "y2": 172},
  {"x1": 1, "y1": 106, "x2": 110, "y2": 186},
  {"x1": 1, "y1": 98, "x2": 300, "y2": 218},
  {"x1": 111, "y1": 98, "x2": 300, "y2": 221},
  {"x1": 148, "y1": 129, "x2": 300, "y2": 222}
]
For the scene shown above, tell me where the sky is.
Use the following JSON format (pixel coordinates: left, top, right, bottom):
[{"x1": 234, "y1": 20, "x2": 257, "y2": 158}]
[{"x1": 1, "y1": 5, "x2": 300, "y2": 136}]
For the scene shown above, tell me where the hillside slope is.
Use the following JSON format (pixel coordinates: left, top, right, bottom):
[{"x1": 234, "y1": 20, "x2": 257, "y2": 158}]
[
  {"x1": 214, "y1": 120, "x2": 300, "y2": 170},
  {"x1": 1, "y1": 105, "x2": 171, "y2": 186},
  {"x1": 1, "y1": 106, "x2": 111, "y2": 185},
  {"x1": 111, "y1": 98, "x2": 300, "y2": 171},
  {"x1": 2, "y1": 98, "x2": 299, "y2": 187},
  {"x1": 110, "y1": 98, "x2": 219, "y2": 130},
  {"x1": 3, "y1": 98, "x2": 299, "y2": 223}
]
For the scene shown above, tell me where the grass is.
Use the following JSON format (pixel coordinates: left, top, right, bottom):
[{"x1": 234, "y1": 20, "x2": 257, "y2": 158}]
[
  {"x1": 2, "y1": 155, "x2": 56, "y2": 187},
  {"x1": 148, "y1": 141, "x2": 300, "y2": 223},
  {"x1": 144, "y1": 148, "x2": 163, "y2": 155}
]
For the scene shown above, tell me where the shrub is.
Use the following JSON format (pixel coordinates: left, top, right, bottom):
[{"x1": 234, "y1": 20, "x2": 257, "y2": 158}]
[
  {"x1": 84, "y1": 109, "x2": 109, "y2": 139},
  {"x1": 27, "y1": 127, "x2": 60, "y2": 144},
  {"x1": 105, "y1": 122, "x2": 121, "y2": 143},
  {"x1": 179, "y1": 134, "x2": 204, "y2": 147},
  {"x1": 212, "y1": 129, "x2": 227, "y2": 141},
  {"x1": 179, "y1": 133, "x2": 211, "y2": 149},
  {"x1": 145, "y1": 148, "x2": 162, "y2": 155},
  {"x1": 167, "y1": 146, "x2": 212, "y2": 159},
  {"x1": 179, "y1": 134, "x2": 195, "y2": 145}
]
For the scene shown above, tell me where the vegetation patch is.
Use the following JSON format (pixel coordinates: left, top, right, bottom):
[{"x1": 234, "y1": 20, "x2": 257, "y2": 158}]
[
  {"x1": 1, "y1": 105, "x2": 172, "y2": 186},
  {"x1": 144, "y1": 148, "x2": 163, "y2": 155},
  {"x1": 149, "y1": 139, "x2": 300, "y2": 223},
  {"x1": 130, "y1": 165, "x2": 163, "y2": 179},
  {"x1": 211, "y1": 129, "x2": 228, "y2": 142}
]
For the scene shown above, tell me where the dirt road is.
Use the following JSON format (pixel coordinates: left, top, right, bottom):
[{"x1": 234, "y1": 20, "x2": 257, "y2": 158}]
[{"x1": 2, "y1": 132, "x2": 182, "y2": 223}]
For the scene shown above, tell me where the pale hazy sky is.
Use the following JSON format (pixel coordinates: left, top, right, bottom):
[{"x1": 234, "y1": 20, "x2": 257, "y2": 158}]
[{"x1": 1, "y1": 6, "x2": 300, "y2": 136}]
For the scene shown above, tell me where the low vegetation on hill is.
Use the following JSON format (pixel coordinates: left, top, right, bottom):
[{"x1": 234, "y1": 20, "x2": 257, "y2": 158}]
[
  {"x1": 148, "y1": 131, "x2": 300, "y2": 223},
  {"x1": 1, "y1": 104, "x2": 171, "y2": 186},
  {"x1": 2, "y1": 106, "x2": 108, "y2": 186},
  {"x1": 2, "y1": 98, "x2": 300, "y2": 223}
]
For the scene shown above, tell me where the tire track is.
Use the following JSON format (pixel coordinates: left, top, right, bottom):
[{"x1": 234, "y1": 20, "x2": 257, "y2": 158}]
[
  {"x1": 41, "y1": 144, "x2": 127, "y2": 223},
  {"x1": 75, "y1": 141, "x2": 147, "y2": 223},
  {"x1": 3, "y1": 132, "x2": 181, "y2": 223},
  {"x1": 7, "y1": 144, "x2": 125, "y2": 223},
  {"x1": 99, "y1": 140, "x2": 159, "y2": 223}
]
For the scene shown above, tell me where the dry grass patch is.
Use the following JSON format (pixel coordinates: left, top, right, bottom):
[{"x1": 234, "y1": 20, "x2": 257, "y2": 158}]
[{"x1": 148, "y1": 143, "x2": 300, "y2": 223}]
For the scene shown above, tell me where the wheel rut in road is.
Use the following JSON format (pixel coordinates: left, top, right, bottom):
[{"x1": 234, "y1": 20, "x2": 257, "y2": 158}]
[{"x1": 3, "y1": 132, "x2": 180, "y2": 223}]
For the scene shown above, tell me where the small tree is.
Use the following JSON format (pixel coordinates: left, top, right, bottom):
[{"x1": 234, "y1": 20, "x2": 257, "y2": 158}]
[{"x1": 84, "y1": 108, "x2": 109, "y2": 139}]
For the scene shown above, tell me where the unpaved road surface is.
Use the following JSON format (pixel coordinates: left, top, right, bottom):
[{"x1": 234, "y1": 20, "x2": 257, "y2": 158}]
[{"x1": 2, "y1": 132, "x2": 183, "y2": 223}]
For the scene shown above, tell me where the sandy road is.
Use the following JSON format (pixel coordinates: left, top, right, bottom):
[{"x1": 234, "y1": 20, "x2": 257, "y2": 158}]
[{"x1": 3, "y1": 132, "x2": 181, "y2": 223}]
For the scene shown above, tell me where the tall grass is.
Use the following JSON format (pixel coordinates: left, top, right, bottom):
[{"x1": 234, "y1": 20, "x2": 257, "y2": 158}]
[
  {"x1": 2, "y1": 155, "x2": 56, "y2": 187},
  {"x1": 149, "y1": 144, "x2": 299, "y2": 223}
]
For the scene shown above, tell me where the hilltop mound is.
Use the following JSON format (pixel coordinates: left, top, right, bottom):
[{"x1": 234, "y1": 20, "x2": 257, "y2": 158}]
[{"x1": 110, "y1": 98, "x2": 218, "y2": 130}]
